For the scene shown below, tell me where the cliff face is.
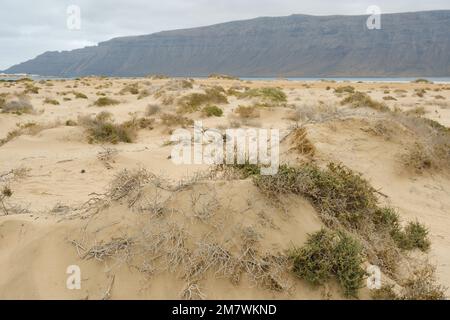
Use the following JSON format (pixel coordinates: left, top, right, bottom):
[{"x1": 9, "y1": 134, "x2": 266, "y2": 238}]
[{"x1": 5, "y1": 10, "x2": 450, "y2": 77}]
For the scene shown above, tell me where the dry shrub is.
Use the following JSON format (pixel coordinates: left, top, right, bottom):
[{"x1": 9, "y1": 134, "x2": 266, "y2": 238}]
[
  {"x1": 107, "y1": 168, "x2": 154, "y2": 203},
  {"x1": 82, "y1": 238, "x2": 134, "y2": 261},
  {"x1": 395, "y1": 115, "x2": 450, "y2": 173},
  {"x1": 405, "y1": 106, "x2": 426, "y2": 116},
  {"x1": 401, "y1": 143, "x2": 433, "y2": 172},
  {"x1": 43, "y1": 97, "x2": 59, "y2": 105},
  {"x1": 78, "y1": 113, "x2": 137, "y2": 144},
  {"x1": 73, "y1": 91, "x2": 88, "y2": 99},
  {"x1": 341, "y1": 91, "x2": 389, "y2": 112},
  {"x1": 289, "y1": 127, "x2": 315, "y2": 157},
  {"x1": 119, "y1": 83, "x2": 139, "y2": 95},
  {"x1": 334, "y1": 86, "x2": 355, "y2": 94},
  {"x1": 235, "y1": 105, "x2": 259, "y2": 119},
  {"x1": 160, "y1": 113, "x2": 194, "y2": 128},
  {"x1": 1, "y1": 96, "x2": 34, "y2": 114},
  {"x1": 145, "y1": 104, "x2": 160, "y2": 116},
  {"x1": 94, "y1": 97, "x2": 120, "y2": 107}
]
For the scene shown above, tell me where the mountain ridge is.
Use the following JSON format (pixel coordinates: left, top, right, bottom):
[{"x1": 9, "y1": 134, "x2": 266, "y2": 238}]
[{"x1": 4, "y1": 10, "x2": 450, "y2": 77}]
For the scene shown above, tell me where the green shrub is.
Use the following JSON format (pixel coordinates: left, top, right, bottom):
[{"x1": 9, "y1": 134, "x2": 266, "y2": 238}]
[
  {"x1": 94, "y1": 97, "x2": 120, "y2": 107},
  {"x1": 254, "y1": 163, "x2": 378, "y2": 226},
  {"x1": 239, "y1": 87, "x2": 287, "y2": 104},
  {"x1": 178, "y1": 87, "x2": 228, "y2": 113},
  {"x1": 394, "y1": 221, "x2": 430, "y2": 252},
  {"x1": 290, "y1": 229, "x2": 365, "y2": 297},
  {"x1": 202, "y1": 105, "x2": 223, "y2": 117}
]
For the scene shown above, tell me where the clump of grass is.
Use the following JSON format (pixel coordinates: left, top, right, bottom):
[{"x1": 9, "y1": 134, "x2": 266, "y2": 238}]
[
  {"x1": 178, "y1": 87, "x2": 228, "y2": 113},
  {"x1": 94, "y1": 97, "x2": 120, "y2": 107},
  {"x1": 73, "y1": 91, "x2": 88, "y2": 99},
  {"x1": 43, "y1": 97, "x2": 60, "y2": 105},
  {"x1": 290, "y1": 229, "x2": 366, "y2": 297},
  {"x1": 414, "y1": 88, "x2": 427, "y2": 97},
  {"x1": 334, "y1": 86, "x2": 355, "y2": 94},
  {"x1": 383, "y1": 96, "x2": 397, "y2": 101},
  {"x1": 146, "y1": 104, "x2": 160, "y2": 116},
  {"x1": 138, "y1": 89, "x2": 151, "y2": 100},
  {"x1": 65, "y1": 119, "x2": 77, "y2": 126},
  {"x1": 23, "y1": 83, "x2": 39, "y2": 94},
  {"x1": 341, "y1": 91, "x2": 389, "y2": 112},
  {"x1": 78, "y1": 113, "x2": 137, "y2": 144},
  {"x1": 120, "y1": 83, "x2": 139, "y2": 95},
  {"x1": 235, "y1": 105, "x2": 259, "y2": 119},
  {"x1": 201, "y1": 105, "x2": 223, "y2": 117},
  {"x1": 160, "y1": 113, "x2": 194, "y2": 128},
  {"x1": 238, "y1": 87, "x2": 287, "y2": 105}
]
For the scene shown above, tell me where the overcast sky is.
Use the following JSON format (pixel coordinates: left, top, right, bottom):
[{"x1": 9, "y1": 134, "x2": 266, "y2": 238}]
[{"x1": 1, "y1": 0, "x2": 449, "y2": 70}]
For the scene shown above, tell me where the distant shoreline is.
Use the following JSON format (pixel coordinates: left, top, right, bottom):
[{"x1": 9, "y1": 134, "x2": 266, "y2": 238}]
[{"x1": 2, "y1": 73, "x2": 450, "y2": 83}]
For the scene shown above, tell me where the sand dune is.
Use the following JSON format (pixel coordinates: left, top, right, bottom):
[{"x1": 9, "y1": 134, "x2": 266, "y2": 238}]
[{"x1": 0, "y1": 77, "x2": 449, "y2": 299}]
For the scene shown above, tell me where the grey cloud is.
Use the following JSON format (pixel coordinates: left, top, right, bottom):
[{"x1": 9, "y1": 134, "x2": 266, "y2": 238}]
[{"x1": 1, "y1": 0, "x2": 449, "y2": 70}]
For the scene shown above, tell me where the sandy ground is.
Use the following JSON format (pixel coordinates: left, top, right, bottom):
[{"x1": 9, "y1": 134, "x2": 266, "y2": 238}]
[{"x1": 0, "y1": 77, "x2": 449, "y2": 299}]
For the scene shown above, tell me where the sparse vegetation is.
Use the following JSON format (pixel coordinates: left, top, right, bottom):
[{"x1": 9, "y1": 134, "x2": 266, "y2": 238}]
[
  {"x1": 341, "y1": 91, "x2": 389, "y2": 112},
  {"x1": 1, "y1": 97, "x2": 34, "y2": 114},
  {"x1": 146, "y1": 104, "x2": 160, "y2": 116},
  {"x1": 334, "y1": 86, "x2": 355, "y2": 94},
  {"x1": 43, "y1": 97, "x2": 60, "y2": 105},
  {"x1": 160, "y1": 113, "x2": 194, "y2": 128},
  {"x1": 235, "y1": 105, "x2": 259, "y2": 118},
  {"x1": 177, "y1": 87, "x2": 228, "y2": 113},
  {"x1": 73, "y1": 91, "x2": 88, "y2": 99},
  {"x1": 201, "y1": 105, "x2": 223, "y2": 117},
  {"x1": 238, "y1": 87, "x2": 287, "y2": 105},
  {"x1": 94, "y1": 97, "x2": 120, "y2": 107}
]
